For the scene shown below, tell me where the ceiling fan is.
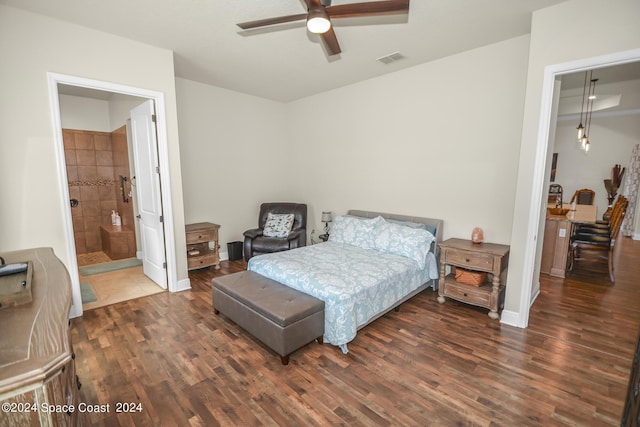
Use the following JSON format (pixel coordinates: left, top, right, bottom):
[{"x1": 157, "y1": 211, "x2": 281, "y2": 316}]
[{"x1": 237, "y1": 0, "x2": 410, "y2": 56}]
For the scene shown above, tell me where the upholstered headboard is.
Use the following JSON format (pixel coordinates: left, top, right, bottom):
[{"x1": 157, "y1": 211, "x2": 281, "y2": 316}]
[{"x1": 347, "y1": 210, "x2": 444, "y2": 244}]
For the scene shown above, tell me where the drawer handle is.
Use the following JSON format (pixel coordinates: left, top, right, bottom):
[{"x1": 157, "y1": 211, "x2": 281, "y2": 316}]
[
  {"x1": 465, "y1": 258, "x2": 470, "y2": 262},
  {"x1": 463, "y1": 293, "x2": 468, "y2": 297}
]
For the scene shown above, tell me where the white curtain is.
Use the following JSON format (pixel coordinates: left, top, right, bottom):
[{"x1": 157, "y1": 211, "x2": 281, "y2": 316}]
[{"x1": 622, "y1": 144, "x2": 640, "y2": 237}]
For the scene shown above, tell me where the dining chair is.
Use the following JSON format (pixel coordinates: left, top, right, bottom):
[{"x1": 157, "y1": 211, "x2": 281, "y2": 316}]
[
  {"x1": 569, "y1": 188, "x2": 595, "y2": 205},
  {"x1": 567, "y1": 195, "x2": 628, "y2": 282},
  {"x1": 548, "y1": 184, "x2": 563, "y2": 204}
]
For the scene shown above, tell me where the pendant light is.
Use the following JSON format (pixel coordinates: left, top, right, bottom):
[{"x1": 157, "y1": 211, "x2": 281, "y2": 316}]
[
  {"x1": 576, "y1": 71, "x2": 588, "y2": 142},
  {"x1": 581, "y1": 76, "x2": 598, "y2": 152}
]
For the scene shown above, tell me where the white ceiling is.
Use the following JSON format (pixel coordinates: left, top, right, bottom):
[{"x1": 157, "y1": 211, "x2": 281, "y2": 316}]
[
  {"x1": 558, "y1": 62, "x2": 640, "y2": 116},
  {"x1": 2, "y1": 0, "x2": 573, "y2": 102}
]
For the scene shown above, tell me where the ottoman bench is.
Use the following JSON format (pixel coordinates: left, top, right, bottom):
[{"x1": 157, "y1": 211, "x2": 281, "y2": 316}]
[{"x1": 212, "y1": 271, "x2": 324, "y2": 365}]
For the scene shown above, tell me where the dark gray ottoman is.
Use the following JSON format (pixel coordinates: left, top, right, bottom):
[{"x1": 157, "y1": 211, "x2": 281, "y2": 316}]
[{"x1": 212, "y1": 271, "x2": 324, "y2": 365}]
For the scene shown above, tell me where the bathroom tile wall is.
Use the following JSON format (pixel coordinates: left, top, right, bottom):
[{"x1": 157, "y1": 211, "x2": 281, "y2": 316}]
[{"x1": 64, "y1": 128, "x2": 134, "y2": 254}]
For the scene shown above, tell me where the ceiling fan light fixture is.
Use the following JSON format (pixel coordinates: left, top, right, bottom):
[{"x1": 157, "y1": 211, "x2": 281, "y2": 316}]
[{"x1": 307, "y1": 9, "x2": 331, "y2": 34}]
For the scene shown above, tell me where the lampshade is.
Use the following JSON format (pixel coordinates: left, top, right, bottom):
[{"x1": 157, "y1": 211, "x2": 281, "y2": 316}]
[
  {"x1": 307, "y1": 9, "x2": 331, "y2": 34},
  {"x1": 321, "y1": 211, "x2": 332, "y2": 223}
]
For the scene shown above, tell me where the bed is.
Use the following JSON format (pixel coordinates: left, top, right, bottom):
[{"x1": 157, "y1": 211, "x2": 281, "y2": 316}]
[{"x1": 247, "y1": 210, "x2": 443, "y2": 353}]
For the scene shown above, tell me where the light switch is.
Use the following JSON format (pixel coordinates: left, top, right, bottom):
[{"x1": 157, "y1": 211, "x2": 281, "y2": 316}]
[{"x1": 559, "y1": 228, "x2": 566, "y2": 237}]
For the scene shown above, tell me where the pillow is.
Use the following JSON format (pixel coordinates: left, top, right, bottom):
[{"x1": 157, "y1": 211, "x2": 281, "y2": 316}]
[
  {"x1": 328, "y1": 215, "x2": 383, "y2": 249},
  {"x1": 262, "y1": 213, "x2": 294, "y2": 238},
  {"x1": 372, "y1": 219, "x2": 435, "y2": 269},
  {"x1": 386, "y1": 218, "x2": 437, "y2": 236}
]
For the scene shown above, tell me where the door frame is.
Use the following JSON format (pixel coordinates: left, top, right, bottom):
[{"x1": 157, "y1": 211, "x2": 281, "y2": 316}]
[
  {"x1": 518, "y1": 48, "x2": 640, "y2": 327},
  {"x1": 47, "y1": 72, "x2": 178, "y2": 318}
]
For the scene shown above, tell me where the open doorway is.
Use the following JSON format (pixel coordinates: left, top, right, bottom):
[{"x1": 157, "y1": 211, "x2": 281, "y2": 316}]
[
  {"x1": 58, "y1": 98, "x2": 165, "y2": 310},
  {"x1": 48, "y1": 73, "x2": 178, "y2": 318},
  {"x1": 538, "y1": 61, "x2": 640, "y2": 276},
  {"x1": 519, "y1": 48, "x2": 640, "y2": 327}
]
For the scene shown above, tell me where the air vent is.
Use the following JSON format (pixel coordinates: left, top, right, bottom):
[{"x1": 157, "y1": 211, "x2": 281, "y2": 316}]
[{"x1": 377, "y1": 52, "x2": 405, "y2": 64}]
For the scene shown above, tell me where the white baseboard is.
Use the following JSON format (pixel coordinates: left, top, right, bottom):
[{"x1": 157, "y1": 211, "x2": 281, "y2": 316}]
[
  {"x1": 501, "y1": 284, "x2": 540, "y2": 328},
  {"x1": 174, "y1": 277, "x2": 191, "y2": 292},
  {"x1": 500, "y1": 310, "x2": 525, "y2": 328},
  {"x1": 530, "y1": 281, "x2": 541, "y2": 304},
  {"x1": 633, "y1": 233, "x2": 640, "y2": 241},
  {"x1": 220, "y1": 251, "x2": 229, "y2": 261}
]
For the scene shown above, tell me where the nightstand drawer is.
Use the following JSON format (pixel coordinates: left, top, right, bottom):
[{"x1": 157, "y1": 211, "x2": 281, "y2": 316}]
[
  {"x1": 444, "y1": 281, "x2": 491, "y2": 306},
  {"x1": 446, "y1": 250, "x2": 494, "y2": 271},
  {"x1": 186, "y1": 229, "x2": 217, "y2": 244},
  {"x1": 187, "y1": 253, "x2": 219, "y2": 270}
]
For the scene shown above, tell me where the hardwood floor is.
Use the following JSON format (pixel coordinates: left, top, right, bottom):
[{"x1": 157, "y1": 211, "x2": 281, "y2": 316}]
[{"x1": 70, "y1": 238, "x2": 640, "y2": 426}]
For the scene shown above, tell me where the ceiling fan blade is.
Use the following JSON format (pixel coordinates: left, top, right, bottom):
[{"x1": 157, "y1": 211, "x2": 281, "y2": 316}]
[
  {"x1": 320, "y1": 27, "x2": 341, "y2": 56},
  {"x1": 327, "y1": 0, "x2": 409, "y2": 19},
  {"x1": 237, "y1": 13, "x2": 308, "y2": 30}
]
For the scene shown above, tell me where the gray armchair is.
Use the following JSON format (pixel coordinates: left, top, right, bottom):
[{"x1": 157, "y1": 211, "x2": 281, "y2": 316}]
[{"x1": 243, "y1": 203, "x2": 307, "y2": 262}]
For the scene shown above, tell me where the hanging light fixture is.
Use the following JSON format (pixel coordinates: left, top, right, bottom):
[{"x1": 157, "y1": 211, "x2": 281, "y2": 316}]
[
  {"x1": 581, "y1": 75, "x2": 598, "y2": 152},
  {"x1": 576, "y1": 71, "x2": 589, "y2": 141}
]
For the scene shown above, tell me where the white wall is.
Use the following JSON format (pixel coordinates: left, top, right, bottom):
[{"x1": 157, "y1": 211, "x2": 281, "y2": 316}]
[
  {"x1": 0, "y1": 6, "x2": 188, "y2": 293},
  {"x1": 553, "y1": 76, "x2": 640, "y2": 217},
  {"x1": 176, "y1": 37, "x2": 530, "y2": 258},
  {"x1": 287, "y1": 36, "x2": 530, "y2": 243},
  {"x1": 59, "y1": 95, "x2": 111, "y2": 131},
  {"x1": 108, "y1": 94, "x2": 148, "y2": 130},
  {"x1": 175, "y1": 78, "x2": 290, "y2": 252},
  {"x1": 509, "y1": 0, "x2": 640, "y2": 325},
  {"x1": 59, "y1": 93, "x2": 147, "y2": 132},
  {"x1": 554, "y1": 112, "x2": 640, "y2": 216}
]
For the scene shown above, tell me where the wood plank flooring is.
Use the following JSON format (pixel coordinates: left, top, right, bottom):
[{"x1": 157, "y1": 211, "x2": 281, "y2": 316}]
[{"x1": 70, "y1": 237, "x2": 640, "y2": 426}]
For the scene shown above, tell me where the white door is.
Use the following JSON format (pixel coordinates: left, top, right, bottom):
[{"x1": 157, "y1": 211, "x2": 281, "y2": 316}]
[{"x1": 130, "y1": 100, "x2": 167, "y2": 288}]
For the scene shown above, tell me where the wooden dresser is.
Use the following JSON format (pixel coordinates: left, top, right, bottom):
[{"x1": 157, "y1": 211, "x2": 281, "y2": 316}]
[
  {"x1": 0, "y1": 247, "x2": 82, "y2": 426},
  {"x1": 186, "y1": 222, "x2": 220, "y2": 271},
  {"x1": 437, "y1": 238, "x2": 510, "y2": 320}
]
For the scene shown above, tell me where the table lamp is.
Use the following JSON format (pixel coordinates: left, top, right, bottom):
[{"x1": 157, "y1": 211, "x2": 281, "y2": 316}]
[{"x1": 321, "y1": 211, "x2": 332, "y2": 236}]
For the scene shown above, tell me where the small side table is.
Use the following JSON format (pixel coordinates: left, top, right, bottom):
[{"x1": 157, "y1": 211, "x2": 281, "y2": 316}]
[
  {"x1": 186, "y1": 222, "x2": 220, "y2": 271},
  {"x1": 437, "y1": 238, "x2": 510, "y2": 319}
]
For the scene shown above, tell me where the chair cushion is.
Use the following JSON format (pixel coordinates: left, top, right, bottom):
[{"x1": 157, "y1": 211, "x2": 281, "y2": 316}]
[
  {"x1": 251, "y1": 236, "x2": 292, "y2": 252},
  {"x1": 263, "y1": 213, "x2": 294, "y2": 238}
]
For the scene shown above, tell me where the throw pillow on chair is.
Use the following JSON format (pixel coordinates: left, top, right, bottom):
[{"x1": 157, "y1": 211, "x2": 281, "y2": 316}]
[{"x1": 263, "y1": 213, "x2": 294, "y2": 238}]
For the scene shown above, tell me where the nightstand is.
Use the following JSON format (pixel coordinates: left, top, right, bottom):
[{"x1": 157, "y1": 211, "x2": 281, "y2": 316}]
[
  {"x1": 437, "y1": 238, "x2": 510, "y2": 319},
  {"x1": 186, "y1": 222, "x2": 220, "y2": 271}
]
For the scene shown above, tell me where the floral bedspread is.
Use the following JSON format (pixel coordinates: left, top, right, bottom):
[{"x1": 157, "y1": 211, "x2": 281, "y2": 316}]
[{"x1": 247, "y1": 242, "x2": 438, "y2": 350}]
